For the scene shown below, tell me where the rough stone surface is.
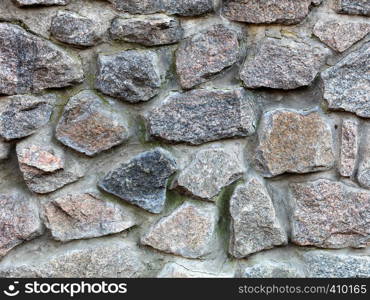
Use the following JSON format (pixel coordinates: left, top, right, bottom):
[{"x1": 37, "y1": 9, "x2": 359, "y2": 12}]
[
  {"x1": 176, "y1": 24, "x2": 239, "y2": 89},
  {"x1": 290, "y1": 179, "x2": 370, "y2": 249},
  {"x1": 146, "y1": 88, "x2": 257, "y2": 145},
  {"x1": 339, "y1": 119, "x2": 359, "y2": 177},
  {"x1": 109, "y1": 0, "x2": 214, "y2": 16},
  {"x1": 99, "y1": 148, "x2": 177, "y2": 214},
  {"x1": 222, "y1": 0, "x2": 319, "y2": 24},
  {"x1": 95, "y1": 50, "x2": 164, "y2": 103},
  {"x1": 357, "y1": 152, "x2": 370, "y2": 189},
  {"x1": 110, "y1": 14, "x2": 183, "y2": 46},
  {"x1": 51, "y1": 10, "x2": 99, "y2": 47},
  {"x1": 241, "y1": 38, "x2": 328, "y2": 89},
  {"x1": 173, "y1": 148, "x2": 244, "y2": 201},
  {"x1": 55, "y1": 90, "x2": 129, "y2": 156},
  {"x1": 322, "y1": 42, "x2": 370, "y2": 118},
  {"x1": 0, "y1": 139, "x2": 11, "y2": 160},
  {"x1": 238, "y1": 262, "x2": 304, "y2": 278},
  {"x1": 0, "y1": 193, "x2": 43, "y2": 258},
  {"x1": 255, "y1": 109, "x2": 335, "y2": 177},
  {"x1": 229, "y1": 177, "x2": 287, "y2": 258},
  {"x1": 313, "y1": 20, "x2": 370, "y2": 53},
  {"x1": 158, "y1": 262, "x2": 232, "y2": 278},
  {"x1": 335, "y1": 0, "x2": 370, "y2": 16},
  {"x1": 14, "y1": 0, "x2": 68, "y2": 6},
  {"x1": 43, "y1": 193, "x2": 136, "y2": 242},
  {"x1": 141, "y1": 201, "x2": 218, "y2": 258},
  {"x1": 303, "y1": 251, "x2": 370, "y2": 278},
  {"x1": 0, "y1": 94, "x2": 54, "y2": 141},
  {"x1": 0, "y1": 23, "x2": 83, "y2": 95}
]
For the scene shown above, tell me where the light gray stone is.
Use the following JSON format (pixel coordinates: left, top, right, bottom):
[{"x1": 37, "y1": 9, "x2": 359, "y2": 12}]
[
  {"x1": 95, "y1": 50, "x2": 164, "y2": 103},
  {"x1": 339, "y1": 119, "x2": 359, "y2": 177},
  {"x1": 241, "y1": 38, "x2": 328, "y2": 89},
  {"x1": 357, "y1": 154, "x2": 370, "y2": 189},
  {"x1": 176, "y1": 24, "x2": 239, "y2": 89},
  {"x1": 0, "y1": 23, "x2": 83, "y2": 95},
  {"x1": 141, "y1": 201, "x2": 218, "y2": 258},
  {"x1": 238, "y1": 262, "x2": 304, "y2": 278},
  {"x1": 145, "y1": 88, "x2": 257, "y2": 145},
  {"x1": 173, "y1": 148, "x2": 244, "y2": 201},
  {"x1": 290, "y1": 179, "x2": 370, "y2": 248},
  {"x1": 0, "y1": 139, "x2": 11, "y2": 161},
  {"x1": 55, "y1": 90, "x2": 129, "y2": 156},
  {"x1": 255, "y1": 109, "x2": 335, "y2": 177},
  {"x1": 229, "y1": 177, "x2": 287, "y2": 258},
  {"x1": 98, "y1": 148, "x2": 177, "y2": 214},
  {"x1": 335, "y1": 0, "x2": 370, "y2": 16},
  {"x1": 158, "y1": 262, "x2": 232, "y2": 278},
  {"x1": 14, "y1": 0, "x2": 68, "y2": 6},
  {"x1": 322, "y1": 42, "x2": 370, "y2": 118},
  {"x1": 110, "y1": 14, "x2": 183, "y2": 46}
]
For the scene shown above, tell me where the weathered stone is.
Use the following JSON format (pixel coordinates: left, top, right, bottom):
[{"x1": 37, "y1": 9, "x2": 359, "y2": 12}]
[
  {"x1": 141, "y1": 201, "x2": 218, "y2": 258},
  {"x1": 43, "y1": 193, "x2": 136, "y2": 242},
  {"x1": 50, "y1": 10, "x2": 99, "y2": 47},
  {"x1": 238, "y1": 262, "x2": 304, "y2": 278},
  {"x1": 146, "y1": 88, "x2": 257, "y2": 145},
  {"x1": 339, "y1": 119, "x2": 359, "y2": 177},
  {"x1": 110, "y1": 14, "x2": 183, "y2": 46},
  {"x1": 322, "y1": 42, "x2": 370, "y2": 118},
  {"x1": 313, "y1": 20, "x2": 370, "y2": 52},
  {"x1": 241, "y1": 38, "x2": 328, "y2": 89},
  {"x1": 99, "y1": 148, "x2": 177, "y2": 214},
  {"x1": 303, "y1": 251, "x2": 370, "y2": 278},
  {"x1": 0, "y1": 241, "x2": 144, "y2": 278},
  {"x1": 0, "y1": 193, "x2": 43, "y2": 258},
  {"x1": 173, "y1": 148, "x2": 244, "y2": 201},
  {"x1": 255, "y1": 109, "x2": 335, "y2": 177},
  {"x1": 158, "y1": 262, "x2": 232, "y2": 278},
  {"x1": 0, "y1": 94, "x2": 54, "y2": 141},
  {"x1": 0, "y1": 23, "x2": 83, "y2": 95},
  {"x1": 0, "y1": 139, "x2": 11, "y2": 161},
  {"x1": 222, "y1": 0, "x2": 320, "y2": 25},
  {"x1": 335, "y1": 0, "x2": 370, "y2": 16},
  {"x1": 290, "y1": 179, "x2": 370, "y2": 248},
  {"x1": 229, "y1": 178, "x2": 287, "y2": 258},
  {"x1": 357, "y1": 155, "x2": 370, "y2": 189},
  {"x1": 13, "y1": 0, "x2": 69, "y2": 6},
  {"x1": 95, "y1": 50, "x2": 164, "y2": 103},
  {"x1": 109, "y1": 0, "x2": 214, "y2": 16},
  {"x1": 55, "y1": 90, "x2": 129, "y2": 156},
  {"x1": 176, "y1": 24, "x2": 239, "y2": 89}
]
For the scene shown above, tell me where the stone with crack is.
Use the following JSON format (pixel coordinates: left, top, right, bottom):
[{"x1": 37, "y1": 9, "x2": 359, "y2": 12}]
[
  {"x1": 176, "y1": 24, "x2": 239, "y2": 89},
  {"x1": 229, "y1": 177, "x2": 287, "y2": 258},
  {"x1": 334, "y1": 0, "x2": 370, "y2": 16},
  {"x1": 157, "y1": 262, "x2": 233, "y2": 278},
  {"x1": 255, "y1": 109, "x2": 335, "y2": 177},
  {"x1": 290, "y1": 179, "x2": 370, "y2": 248},
  {"x1": 55, "y1": 90, "x2": 129, "y2": 156},
  {"x1": 98, "y1": 148, "x2": 177, "y2": 214},
  {"x1": 0, "y1": 23, "x2": 83, "y2": 95},
  {"x1": 141, "y1": 201, "x2": 218, "y2": 258},
  {"x1": 145, "y1": 88, "x2": 257, "y2": 145}
]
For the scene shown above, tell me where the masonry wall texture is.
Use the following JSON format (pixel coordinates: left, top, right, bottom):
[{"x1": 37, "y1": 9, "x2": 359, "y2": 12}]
[{"x1": 0, "y1": 0, "x2": 369, "y2": 278}]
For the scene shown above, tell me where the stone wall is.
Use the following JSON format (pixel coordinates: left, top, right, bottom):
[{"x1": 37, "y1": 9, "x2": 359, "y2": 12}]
[{"x1": 0, "y1": 0, "x2": 369, "y2": 278}]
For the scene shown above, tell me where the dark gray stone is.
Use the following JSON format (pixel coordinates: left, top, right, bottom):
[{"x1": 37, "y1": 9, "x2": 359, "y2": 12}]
[
  {"x1": 95, "y1": 50, "x2": 164, "y2": 103},
  {"x1": 145, "y1": 88, "x2": 257, "y2": 145},
  {"x1": 98, "y1": 148, "x2": 177, "y2": 214},
  {"x1": 0, "y1": 139, "x2": 11, "y2": 161},
  {"x1": 0, "y1": 23, "x2": 83, "y2": 95},
  {"x1": 335, "y1": 0, "x2": 370, "y2": 16}
]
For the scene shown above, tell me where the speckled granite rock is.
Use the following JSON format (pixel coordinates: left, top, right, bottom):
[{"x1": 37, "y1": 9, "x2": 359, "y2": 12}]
[
  {"x1": 95, "y1": 50, "x2": 164, "y2": 103},
  {"x1": 255, "y1": 109, "x2": 335, "y2": 177},
  {"x1": 0, "y1": 193, "x2": 43, "y2": 258},
  {"x1": 0, "y1": 23, "x2": 83, "y2": 95},
  {"x1": 173, "y1": 148, "x2": 244, "y2": 201},
  {"x1": 109, "y1": 0, "x2": 214, "y2": 16},
  {"x1": 322, "y1": 42, "x2": 370, "y2": 118},
  {"x1": 141, "y1": 201, "x2": 218, "y2": 258},
  {"x1": 222, "y1": 0, "x2": 320, "y2": 24},
  {"x1": 313, "y1": 20, "x2": 370, "y2": 52},
  {"x1": 110, "y1": 14, "x2": 183, "y2": 46},
  {"x1": 13, "y1": 0, "x2": 69, "y2": 6},
  {"x1": 43, "y1": 193, "x2": 137, "y2": 242},
  {"x1": 339, "y1": 119, "x2": 359, "y2": 177},
  {"x1": 158, "y1": 262, "x2": 232, "y2": 278},
  {"x1": 98, "y1": 148, "x2": 177, "y2": 214},
  {"x1": 357, "y1": 154, "x2": 370, "y2": 189},
  {"x1": 229, "y1": 177, "x2": 287, "y2": 258},
  {"x1": 176, "y1": 24, "x2": 239, "y2": 89},
  {"x1": 335, "y1": 0, "x2": 370, "y2": 16},
  {"x1": 240, "y1": 38, "x2": 328, "y2": 89},
  {"x1": 238, "y1": 262, "x2": 304, "y2": 278},
  {"x1": 0, "y1": 94, "x2": 55, "y2": 141},
  {"x1": 51, "y1": 10, "x2": 99, "y2": 47},
  {"x1": 145, "y1": 88, "x2": 257, "y2": 145},
  {"x1": 55, "y1": 90, "x2": 129, "y2": 156},
  {"x1": 290, "y1": 179, "x2": 370, "y2": 248}
]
